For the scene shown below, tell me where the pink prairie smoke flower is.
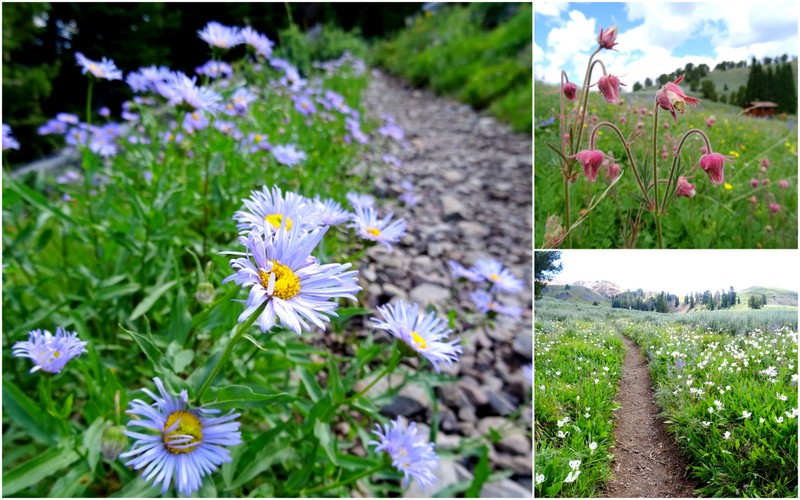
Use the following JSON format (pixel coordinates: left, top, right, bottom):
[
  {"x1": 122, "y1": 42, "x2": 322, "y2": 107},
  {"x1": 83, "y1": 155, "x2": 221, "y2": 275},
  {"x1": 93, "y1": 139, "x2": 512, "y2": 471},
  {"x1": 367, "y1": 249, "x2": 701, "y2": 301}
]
[
  {"x1": 598, "y1": 25, "x2": 618, "y2": 50},
  {"x1": 562, "y1": 81, "x2": 578, "y2": 101},
  {"x1": 656, "y1": 75, "x2": 700, "y2": 124},
  {"x1": 608, "y1": 163, "x2": 621, "y2": 180},
  {"x1": 570, "y1": 150, "x2": 604, "y2": 182},
  {"x1": 750, "y1": 196, "x2": 758, "y2": 205},
  {"x1": 761, "y1": 158, "x2": 771, "y2": 168},
  {"x1": 769, "y1": 202, "x2": 781, "y2": 214},
  {"x1": 700, "y1": 153, "x2": 733, "y2": 185},
  {"x1": 597, "y1": 74, "x2": 623, "y2": 105},
  {"x1": 706, "y1": 116, "x2": 715, "y2": 127},
  {"x1": 779, "y1": 179, "x2": 790, "y2": 189},
  {"x1": 675, "y1": 177, "x2": 696, "y2": 197},
  {"x1": 751, "y1": 178, "x2": 759, "y2": 188}
]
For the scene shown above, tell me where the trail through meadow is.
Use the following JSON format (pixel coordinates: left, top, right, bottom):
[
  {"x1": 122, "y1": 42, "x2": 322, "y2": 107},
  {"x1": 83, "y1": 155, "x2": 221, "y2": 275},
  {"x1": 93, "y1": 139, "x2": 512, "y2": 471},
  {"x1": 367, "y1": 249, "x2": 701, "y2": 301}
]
[{"x1": 604, "y1": 335, "x2": 697, "y2": 498}]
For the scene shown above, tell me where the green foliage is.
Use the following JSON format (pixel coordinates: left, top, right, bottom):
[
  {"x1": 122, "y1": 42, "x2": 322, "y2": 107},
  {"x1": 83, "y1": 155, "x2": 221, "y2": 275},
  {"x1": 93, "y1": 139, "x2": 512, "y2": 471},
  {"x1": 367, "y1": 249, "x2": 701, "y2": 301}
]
[
  {"x1": 373, "y1": 3, "x2": 531, "y2": 134},
  {"x1": 276, "y1": 24, "x2": 368, "y2": 76}
]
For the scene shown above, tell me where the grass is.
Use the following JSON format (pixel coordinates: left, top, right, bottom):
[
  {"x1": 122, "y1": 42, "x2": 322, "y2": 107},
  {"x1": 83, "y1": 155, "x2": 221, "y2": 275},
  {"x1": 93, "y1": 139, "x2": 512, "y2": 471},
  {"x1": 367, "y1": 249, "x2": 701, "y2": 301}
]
[
  {"x1": 372, "y1": 3, "x2": 532, "y2": 134},
  {"x1": 534, "y1": 82, "x2": 798, "y2": 248}
]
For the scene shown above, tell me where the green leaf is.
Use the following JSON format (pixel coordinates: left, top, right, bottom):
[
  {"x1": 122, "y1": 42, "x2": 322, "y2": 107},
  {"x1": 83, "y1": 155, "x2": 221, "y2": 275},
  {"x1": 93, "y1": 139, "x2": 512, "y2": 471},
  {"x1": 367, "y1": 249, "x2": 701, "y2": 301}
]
[
  {"x1": 171, "y1": 349, "x2": 194, "y2": 373},
  {"x1": 167, "y1": 284, "x2": 192, "y2": 346},
  {"x1": 129, "y1": 280, "x2": 177, "y2": 321},
  {"x1": 48, "y1": 462, "x2": 90, "y2": 497},
  {"x1": 297, "y1": 365, "x2": 322, "y2": 402},
  {"x1": 83, "y1": 418, "x2": 107, "y2": 473},
  {"x1": 94, "y1": 283, "x2": 141, "y2": 302},
  {"x1": 328, "y1": 357, "x2": 344, "y2": 404},
  {"x1": 333, "y1": 307, "x2": 373, "y2": 322},
  {"x1": 204, "y1": 384, "x2": 290, "y2": 410},
  {"x1": 2, "y1": 379, "x2": 53, "y2": 445},
  {"x1": 314, "y1": 420, "x2": 340, "y2": 466},
  {"x1": 120, "y1": 324, "x2": 164, "y2": 370},
  {"x1": 110, "y1": 477, "x2": 160, "y2": 498},
  {"x1": 5, "y1": 176, "x2": 76, "y2": 226},
  {"x1": 465, "y1": 446, "x2": 492, "y2": 497},
  {"x1": 2, "y1": 447, "x2": 80, "y2": 496}
]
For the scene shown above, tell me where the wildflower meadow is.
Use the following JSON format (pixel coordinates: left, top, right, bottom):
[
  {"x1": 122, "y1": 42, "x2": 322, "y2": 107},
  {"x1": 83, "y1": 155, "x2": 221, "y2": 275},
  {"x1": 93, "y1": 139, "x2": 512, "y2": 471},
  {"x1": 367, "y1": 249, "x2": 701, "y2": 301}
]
[
  {"x1": 534, "y1": 300, "x2": 798, "y2": 497},
  {"x1": 534, "y1": 24, "x2": 798, "y2": 249},
  {"x1": 2, "y1": 16, "x2": 532, "y2": 498}
]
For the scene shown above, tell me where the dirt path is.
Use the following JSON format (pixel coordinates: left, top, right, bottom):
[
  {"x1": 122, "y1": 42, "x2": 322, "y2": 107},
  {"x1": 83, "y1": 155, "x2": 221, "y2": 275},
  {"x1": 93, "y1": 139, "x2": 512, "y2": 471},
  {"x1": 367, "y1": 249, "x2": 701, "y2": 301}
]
[{"x1": 604, "y1": 335, "x2": 697, "y2": 498}]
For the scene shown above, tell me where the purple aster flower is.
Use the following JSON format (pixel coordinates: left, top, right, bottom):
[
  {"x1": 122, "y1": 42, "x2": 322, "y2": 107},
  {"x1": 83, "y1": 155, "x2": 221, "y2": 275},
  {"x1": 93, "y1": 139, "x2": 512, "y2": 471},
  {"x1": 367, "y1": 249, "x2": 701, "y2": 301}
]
[
  {"x1": 279, "y1": 66, "x2": 306, "y2": 92},
  {"x1": 383, "y1": 154, "x2": 402, "y2": 167},
  {"x1": 56, "y1": 113, "x2": 80, "y2": 124},
  {"x1": 370, "y1": 419, "x2": 438, "y2": 488},
  {"x1": 469, "y1": 290, "x2": 524, "y2": 318},
  {"x1": 195, "y1": 60, "x2": 234, "y2": 79},
  {"x1": 225, "y1": 87, "x2": 258, "y2": 116},
  {"x1": 371, "y1": 301, "x2": 461, "y2": 373},
  {"x1": 56, "y1": 170, "x2": 81, "y2": 184},
  {"x1": 98, "y1": 106, "x2": 110, "y2": 117},
  {"x1": 346, "y1": 191, "x2": 374, "y2": 209},
  {"x1": 126, "y1": 71, "x2": 150, "y2": 93},
  {"x1": 197, "y1": 21, "x2": 243, "y2": 49},
  {"x1": 345, "y1": 117, "x2": 369, "y2": 144},
  {"x1": 12, "y1": 327, "x2": 88, "y2": 373},
  {"x1": 241, "y1": 26, "x2": 274, "y2": 58},
  {"x1": 523, "y1": 364, "x2": 532, "y2": 386},
  {"x1": 242, "y1": 132, "x2": 271, "y2": 154},
  {"x1": 65, "y1": 126, "x2": 89, "y2": 147},
  {"x1": 2, "y1": 124, "x2": 20, "y2": 150},
  {"x1": 293, "y1": 94, "x2": 317, "y2": 116},
  {"x1": 75, "y1": 52, "x2": 123, "y2": 81},
  {"x1": 213, "y1": 120, "x2": 242, "y2": 139},
  {"x1": 138, "y1": 65, "x2": 172, "y2": 91},
  {"x1": 472, "y1": 259, "x2": 525, "y2": 294},
  {"x1": 351, "y1": 206, "x2": 407, "y2": 252},
  {"x1": 272, "y1": 144, "x2": 307, "y2": 167},
  {"x1": 160, "y1": 72, "x2": 222, "y2": 113},
  {"x1": 233, "y1": 185, "x2": 319, "y2": 235},
  {"x1": 38, "y1": 118, "x2": 69, "y2": 136},
  {"x1": 447, "y1": 260, "x2": 483, "y2": 282},
  {"x1": 311, "y1": 196, "x2": 352, "y2": 226},
  {"x1": 120, "y1": 377, "x2": 242, "y2": 496},
  {"x1": 378, "y1": 122, "x2": 405, "y2": 141},
  {"x1": 183, "y1": 111, "x2": 210, "y2": 133},
  {"x1": 221, "y1": 225, "x2": 361, "y2": 335}
]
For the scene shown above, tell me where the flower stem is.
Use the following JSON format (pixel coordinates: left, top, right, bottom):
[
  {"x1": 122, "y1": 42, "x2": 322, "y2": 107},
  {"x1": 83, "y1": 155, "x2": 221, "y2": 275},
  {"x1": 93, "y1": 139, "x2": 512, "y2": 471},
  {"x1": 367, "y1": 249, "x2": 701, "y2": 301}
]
[
  {"x1": 346, "y1": 349, "x2": 402, "y2": 404},
  {"x1": 196, "y1": 302, "x2": 266, "y2": 402},
  {"x1": 86, "y1": 79, "x2": 94, "y2": 127},
  {"x1": 563, "y1": 178, "x2": 572, "y2": 248},
  {"x1": 651, "y1": 104, "x2": 664, "y2": 249},
  {"x1": 301, "y1": 464, "x2": 385, "y2": 495}
]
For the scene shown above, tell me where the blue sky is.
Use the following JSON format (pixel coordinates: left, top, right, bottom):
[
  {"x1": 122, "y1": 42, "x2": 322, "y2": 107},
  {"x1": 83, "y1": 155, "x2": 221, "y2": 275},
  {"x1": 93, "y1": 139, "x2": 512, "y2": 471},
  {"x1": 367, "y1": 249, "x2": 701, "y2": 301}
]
[
  {"x1": 534, "y1": 2, "x2": 799, "y2": 87},
  {"x1": 552, "y1": 250, "x2": 800, "y2": 296}
]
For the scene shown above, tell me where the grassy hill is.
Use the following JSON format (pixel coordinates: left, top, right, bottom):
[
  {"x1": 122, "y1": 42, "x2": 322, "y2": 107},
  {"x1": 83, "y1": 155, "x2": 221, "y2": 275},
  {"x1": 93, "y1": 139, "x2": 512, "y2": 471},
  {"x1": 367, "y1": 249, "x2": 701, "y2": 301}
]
[
  {"x1": 738, "y1": 286, "x2": 798, "y2": 307},
  {"x1": 541, "y1": 284, "x2": 611, "y2": 306}
]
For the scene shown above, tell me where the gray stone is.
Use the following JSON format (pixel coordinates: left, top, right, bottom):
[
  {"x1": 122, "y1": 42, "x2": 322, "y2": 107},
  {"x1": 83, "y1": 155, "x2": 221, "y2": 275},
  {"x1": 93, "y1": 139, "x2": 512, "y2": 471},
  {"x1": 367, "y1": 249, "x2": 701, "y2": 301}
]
[
  {"x1": 497, "y1": 433, "x2": 530, "y2": 455},
  {"x1": 436, "y1": 432, "x2": 462, "y2": 451},
  {"x1": 409, "y1": 283, "x2": 450, "y2": 306},
  {"x1": 512, "y1": 333, "x2": 533, "y2": 360},
  {"x1": 488, "y1": 390, "x2": 517, "y2": 416},
  {"x1": 380, "y1": 396, "x2": 425, "y2": 418},
  {"x1": 381, "y1": 283, "x2": 408, "y2": 301},
  {"x1": 458, "y1": 378, "x2": 489, "y2": 406},
  {"x1": 479, "y1": 479, "x2": 532, "y2": 498},
  {"x1": 478, "y1": 417, "x2": 513, "y2": 436},
  {"x1": 492, "y1": 453, "x2": 533, "y2": 476},
  {"x1": 440, "y1": 194, "x2": 466, "y2": 221},
  {"x1": 404, "y1": 458, "x2": 474, "y2": 498},
  {"x1": 457, "y1": 220, "x2": 490, "y2": 238}
]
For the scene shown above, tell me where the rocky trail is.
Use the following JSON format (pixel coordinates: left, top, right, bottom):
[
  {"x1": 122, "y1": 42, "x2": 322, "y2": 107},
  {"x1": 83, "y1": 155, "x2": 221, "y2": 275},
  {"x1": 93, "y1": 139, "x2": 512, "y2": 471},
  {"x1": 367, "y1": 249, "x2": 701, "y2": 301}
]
[
  {"x1": 604, "y1": 335, "x2": 697, "y2": 498},
  {"x1": 355, "y1": 69, "x2": 533, "y2": 497}
]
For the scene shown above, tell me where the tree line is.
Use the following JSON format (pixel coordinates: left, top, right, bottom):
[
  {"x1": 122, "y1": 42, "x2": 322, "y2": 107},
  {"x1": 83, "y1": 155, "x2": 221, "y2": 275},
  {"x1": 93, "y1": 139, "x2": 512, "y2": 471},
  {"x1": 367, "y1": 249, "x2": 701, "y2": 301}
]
[
  {"x1": 613, "y1": 287, "x2": 769, "y2": 312},
  {"x1": 631, "y1": 55, "x2": 797, "y2": 113}
]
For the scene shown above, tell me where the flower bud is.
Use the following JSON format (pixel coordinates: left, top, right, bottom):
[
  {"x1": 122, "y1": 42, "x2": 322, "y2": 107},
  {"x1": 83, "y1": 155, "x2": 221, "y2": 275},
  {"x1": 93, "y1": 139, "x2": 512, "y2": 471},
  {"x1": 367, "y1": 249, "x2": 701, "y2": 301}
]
[
  {"x1": 700, "y1": 153, "x2": 733, "y2": 185},
  {"x1": 100, "y1": 425, "x2": 129, "y2": 460},
  {"x1": 597, "y1": 74, "x2": 623, "y2": 105},
  {"x1": 195, "y1": 281, "x2": 216, "y2": 305},
  {"x1": 598, "y1": 25, "x2": 618, "y2": 50},
  {"x1": 675, "y1": 177, "x2": 696, "y2": 198},
  {"x1": 569, "y1": 150, "x2": 605, "y2": 182},
  {"x1": 562, "y1": 81, "x2": 578, "y2": 101}
]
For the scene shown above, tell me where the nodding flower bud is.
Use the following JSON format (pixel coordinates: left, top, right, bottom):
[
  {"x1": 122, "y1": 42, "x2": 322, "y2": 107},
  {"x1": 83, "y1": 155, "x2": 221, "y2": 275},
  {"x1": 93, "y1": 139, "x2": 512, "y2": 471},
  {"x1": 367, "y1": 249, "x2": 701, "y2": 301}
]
[
  {"x1": 569, "y1": 150, "x2": 605, "y2": 183},
  {"x1": 544, "y1": 215, "x2": 566, "y2": 249},
  {"x1": 100, "y1": 425, "x2": 129, "y2": 461},
  {"x1": 700, "y1": 153, "x2": 733, "y2": 185},
  {"x1": 598, "y1": 25, "x2": 618, "y2": 50},
  {"x1": 562, "y1": 81, "x2": 578, "y2": 101},
  {"x1": 769, "y1": 202, "x2": 781, "y2": 214},
  {"x1": 675, "y1": 176, "x2": 696, "y2": 198},
  {"x1": 195, "y1": 281, "x2": 216, "y2": 305},
  {"x1": 597, "y1": 75, "x2": 624, "y2": 105},
  {"x1": 656, "y1": 75, "x2": 700, "y2": 124}
]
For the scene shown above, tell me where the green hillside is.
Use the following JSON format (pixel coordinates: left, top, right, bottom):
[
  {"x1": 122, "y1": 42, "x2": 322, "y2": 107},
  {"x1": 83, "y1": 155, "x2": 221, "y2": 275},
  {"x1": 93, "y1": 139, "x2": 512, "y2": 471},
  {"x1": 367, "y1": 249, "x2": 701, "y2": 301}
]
[
  {"x1": 738, "y1": 286, "x2": 798, "y2": 306},
  {"x1": 541, "y1": 284, "x2": 611, "y2": 306}
]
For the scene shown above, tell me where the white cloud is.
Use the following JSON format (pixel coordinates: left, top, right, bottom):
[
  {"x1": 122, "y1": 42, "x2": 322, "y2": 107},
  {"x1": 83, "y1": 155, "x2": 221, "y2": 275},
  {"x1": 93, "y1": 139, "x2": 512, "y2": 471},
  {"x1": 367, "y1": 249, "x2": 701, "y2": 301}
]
[
  {"x1": 534, "y1": 1, "x2": 569, "y2": 18},
  {"x1": 535, "y1": 2, "x2": 798, "y2": 86}
]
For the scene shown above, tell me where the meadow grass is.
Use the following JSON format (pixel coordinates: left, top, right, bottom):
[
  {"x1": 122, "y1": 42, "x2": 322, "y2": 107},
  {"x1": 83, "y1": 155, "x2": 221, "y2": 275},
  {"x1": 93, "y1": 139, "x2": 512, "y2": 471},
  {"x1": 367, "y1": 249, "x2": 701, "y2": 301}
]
[{"x1": 534, "y1": 83, "x2": 798, "y2": 248}]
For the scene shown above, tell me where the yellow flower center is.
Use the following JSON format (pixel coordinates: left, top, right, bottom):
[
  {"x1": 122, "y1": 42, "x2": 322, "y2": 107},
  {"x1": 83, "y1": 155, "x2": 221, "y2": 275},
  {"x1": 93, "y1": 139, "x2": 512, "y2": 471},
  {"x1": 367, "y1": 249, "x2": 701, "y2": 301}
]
[
  {"x1": 259, "y1": 260, "x2": 301, "y2": 300},
  {"x1": 264, "y1": 213, "x2": 293, "y2": 230},
  {"x1": 53, "y1": 350, "x2": 61, "y2": 358},
  {"x1": 410, "y1": 331, "x2": 427, "y2": 349},
  {"x1": 163, "y1": 410, "x2": 202, "y2": 454},
  {"x1": 366, "y1": 227, "x2": 381, "y2": 237},
  {"x1": 192, "y1": 112, "x2": 200, "y2": 120},
  {"x1": 489, "y1": 273, "x2": 500, "y2": 282},
  {"x1": 254, "y1": 134, "x2": 263, "y2": 142},
  {"x1": 301, "y1": 102, "x2": 309, "y2": 110}
]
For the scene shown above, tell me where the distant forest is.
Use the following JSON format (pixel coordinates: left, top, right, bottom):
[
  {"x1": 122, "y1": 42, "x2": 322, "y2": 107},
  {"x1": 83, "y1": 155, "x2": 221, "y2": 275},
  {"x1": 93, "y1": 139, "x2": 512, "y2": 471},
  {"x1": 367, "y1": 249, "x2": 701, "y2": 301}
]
[{"x1": 612, "y1": 287, "x2": 769, "y2": 312}]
